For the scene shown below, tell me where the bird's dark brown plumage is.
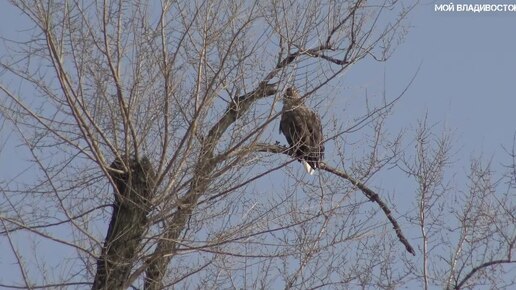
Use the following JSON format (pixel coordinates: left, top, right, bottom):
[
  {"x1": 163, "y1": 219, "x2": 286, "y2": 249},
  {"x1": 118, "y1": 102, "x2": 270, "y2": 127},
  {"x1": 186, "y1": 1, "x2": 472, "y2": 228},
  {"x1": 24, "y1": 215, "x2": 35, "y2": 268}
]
[{"x1": 280, "y1": 88, "x2": 324, "y2": 174}]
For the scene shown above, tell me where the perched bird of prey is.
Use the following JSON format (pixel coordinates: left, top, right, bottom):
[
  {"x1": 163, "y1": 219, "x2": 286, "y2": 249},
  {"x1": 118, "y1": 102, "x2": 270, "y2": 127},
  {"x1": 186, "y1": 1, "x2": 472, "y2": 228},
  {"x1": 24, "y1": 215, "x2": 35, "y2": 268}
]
[{"x1": 280, "y1": 87, "x2": 324, "y2": 175}]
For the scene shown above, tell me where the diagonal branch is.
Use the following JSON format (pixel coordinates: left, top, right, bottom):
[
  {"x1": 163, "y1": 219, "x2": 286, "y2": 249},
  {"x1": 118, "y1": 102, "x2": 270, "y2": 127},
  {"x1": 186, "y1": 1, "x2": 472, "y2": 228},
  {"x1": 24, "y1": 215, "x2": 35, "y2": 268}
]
[
  {"x1": 141, "y1": 83, "x2": 278, "y2": 290},
  {"x1": 319, "y1": 162, "x2": 415, "y2": 256},
  {"x1": 253, "y1": 143, "x2": 416, "y2": 256},
  {"x1": 454, "y1": 260, "x2": 515, "y2": 290},
  {"x1": 454, "y1": 237, "x2": 515, "y2": 290}
]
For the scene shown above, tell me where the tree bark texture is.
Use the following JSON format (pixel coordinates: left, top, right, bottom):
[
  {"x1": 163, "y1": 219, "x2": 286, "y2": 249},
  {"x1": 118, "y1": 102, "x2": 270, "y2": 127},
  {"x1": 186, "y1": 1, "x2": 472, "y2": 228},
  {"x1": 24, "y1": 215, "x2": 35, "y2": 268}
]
[{"x1": 92, "y1": 156, "x2": 155, "y2": 290}]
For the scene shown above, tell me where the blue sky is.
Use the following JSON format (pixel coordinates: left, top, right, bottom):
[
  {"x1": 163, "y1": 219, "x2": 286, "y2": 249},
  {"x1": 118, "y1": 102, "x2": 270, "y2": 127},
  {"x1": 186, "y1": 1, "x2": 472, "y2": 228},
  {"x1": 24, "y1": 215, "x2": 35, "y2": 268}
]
[
  {"x1": 1, "y1": 1, "x2": 515, "y2": 288},
  {"x1": 346, "y1": 1, "x2": 516, "y2": 163}
]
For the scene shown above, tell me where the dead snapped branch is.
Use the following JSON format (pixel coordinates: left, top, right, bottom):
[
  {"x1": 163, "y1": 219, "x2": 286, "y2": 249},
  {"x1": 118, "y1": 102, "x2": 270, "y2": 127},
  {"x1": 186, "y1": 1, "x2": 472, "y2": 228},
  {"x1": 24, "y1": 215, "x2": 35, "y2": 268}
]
[{"x1": 253, "y1": 143, "x2": 416, "y2": 256}]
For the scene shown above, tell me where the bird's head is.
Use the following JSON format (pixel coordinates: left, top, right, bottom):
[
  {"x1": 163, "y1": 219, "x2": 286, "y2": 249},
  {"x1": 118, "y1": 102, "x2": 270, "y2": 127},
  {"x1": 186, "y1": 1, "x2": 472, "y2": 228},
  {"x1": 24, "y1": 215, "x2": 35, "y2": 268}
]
[
  {"x1": 283, "y1": 87, "x2": 303, "y2": 106},
  {"x1": 285, "y1": 87, "x2": 299, "y2": 98}
]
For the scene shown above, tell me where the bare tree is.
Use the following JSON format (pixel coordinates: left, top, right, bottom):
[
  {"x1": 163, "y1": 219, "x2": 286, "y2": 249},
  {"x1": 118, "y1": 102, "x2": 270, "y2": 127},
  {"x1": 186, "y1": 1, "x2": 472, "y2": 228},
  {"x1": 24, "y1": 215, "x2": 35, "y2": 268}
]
[
  {"x1": 399, "y1": 120, "x2": 515, "y2": 290},
  {"x1": 1, "y1": 0, "x2": 513, "y2": 289}
]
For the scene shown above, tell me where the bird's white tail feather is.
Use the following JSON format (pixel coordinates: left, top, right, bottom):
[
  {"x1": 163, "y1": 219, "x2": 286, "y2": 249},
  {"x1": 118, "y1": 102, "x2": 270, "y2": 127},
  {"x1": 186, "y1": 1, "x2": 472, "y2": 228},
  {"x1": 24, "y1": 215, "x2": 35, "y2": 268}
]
[{"x1": 302, "y1": 160, "x2": 315, "y2": 175}]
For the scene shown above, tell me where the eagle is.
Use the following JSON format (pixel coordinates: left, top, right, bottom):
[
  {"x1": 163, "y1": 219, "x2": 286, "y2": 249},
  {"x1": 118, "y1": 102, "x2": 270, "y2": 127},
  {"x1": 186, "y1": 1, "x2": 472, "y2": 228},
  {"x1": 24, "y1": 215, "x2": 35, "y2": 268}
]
[{"x1": 280, "y1": 87, "x2": 324, "y2": 175}]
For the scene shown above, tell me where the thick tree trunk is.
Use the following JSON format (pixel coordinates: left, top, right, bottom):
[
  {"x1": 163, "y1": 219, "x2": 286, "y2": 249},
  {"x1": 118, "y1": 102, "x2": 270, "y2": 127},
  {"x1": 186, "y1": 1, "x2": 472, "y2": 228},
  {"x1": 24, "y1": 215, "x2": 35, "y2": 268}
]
[{"x1": 92, "y1": 156, "x2": 155, "y2": 290}]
